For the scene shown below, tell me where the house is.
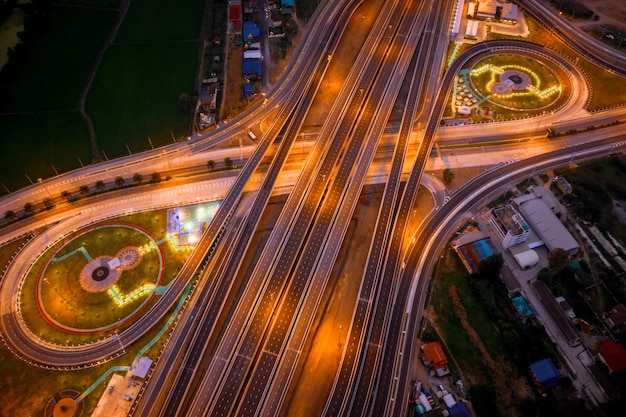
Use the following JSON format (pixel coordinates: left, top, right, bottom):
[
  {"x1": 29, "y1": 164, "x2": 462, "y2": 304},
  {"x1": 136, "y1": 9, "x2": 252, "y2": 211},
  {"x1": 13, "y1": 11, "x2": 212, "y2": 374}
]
[
  {"x1": 530, "y1": 358, "x2": 560, "y2": 389},
  {"x1": 422, "y1": 342, "x2": 451, "y2": 376},
  {"x1": 229, "y1": 0, "x2": 242, "y2": 34},
  {"x1": 605, "y1": 304, "x2": 626, "y2": 336},
  {"x1": 598, "y1": 340, "x2": 626, "y2": 373}
]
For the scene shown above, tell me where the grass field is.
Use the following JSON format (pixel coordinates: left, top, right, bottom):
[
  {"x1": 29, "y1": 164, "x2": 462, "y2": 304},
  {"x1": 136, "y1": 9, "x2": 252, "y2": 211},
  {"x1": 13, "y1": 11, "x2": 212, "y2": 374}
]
[
  {"x1": 0, "y1": 112, "x2": 92, "y2": 190},
  {"x1": 3, "y1": 7, "x2": 117, "y2": 112},
  {"x1": 0, "y1": 0, "x2": 204, "y2": 193},
  {"x1": 115, "y1": 0, "x2": 204, "y2": 42},
  {"x1": 87, "y1": 42, "x2": 198, "y2": 155}
]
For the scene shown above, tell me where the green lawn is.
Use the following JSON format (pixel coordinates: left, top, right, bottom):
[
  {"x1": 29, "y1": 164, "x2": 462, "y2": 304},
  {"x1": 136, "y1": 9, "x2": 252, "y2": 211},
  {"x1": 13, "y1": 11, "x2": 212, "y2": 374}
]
[
  {"x1": 0, "y1": 111, "x2": 91, "y2": 191},
  {"x1": 19, "y1": 210, "x2": 189, "y2": 344},
  {"x1": 86, "y1": 41, "x2": 198, "y2": 156},
  {"x1": 115, "y1": 0, "x2": 205, "y2": 42},
  {"x1": 2, "y1": 6, "x2": 117, "y2": 112}
]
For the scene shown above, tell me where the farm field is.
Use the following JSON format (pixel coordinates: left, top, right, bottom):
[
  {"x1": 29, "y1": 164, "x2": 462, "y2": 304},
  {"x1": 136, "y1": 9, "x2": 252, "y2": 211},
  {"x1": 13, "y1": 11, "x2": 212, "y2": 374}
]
[{"x1": 0, "y1": 0, "x2": 204, "y2": 193}]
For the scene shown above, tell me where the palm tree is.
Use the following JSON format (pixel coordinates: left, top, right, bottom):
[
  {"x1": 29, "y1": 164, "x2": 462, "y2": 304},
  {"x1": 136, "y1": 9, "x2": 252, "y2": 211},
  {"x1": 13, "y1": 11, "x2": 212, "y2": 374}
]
[
  {"x1": 207, "y1": 160, "x2": 215, "y2": 171},
  {"x1": 133, "y1": 173, "x2": 143, "y2": 184},
  {"x1": 95, "y1": 180, "x2": 106, "y2": 191},
  {"x1": 43, "y1": 198, "x2": 54, "y2": 210},
  {"x1": 150, "y1": 172, "x2": 162, "y2": 183},
  {"x1": 79, "y1": 185, "x2": 89, "y2": 196},
  {"x1": 61, "y1": 190, "x2": 72, "y2": 201},
  {"x1": 224, "y1": 157, "x2": 233, "y2": 170},
  {"x1": 23, "y1": 202, "x2": 33, "y2": 215},
  {"x1": 115, "y1": 176, "x2": 125, "y2": 187},
  {"x1": 4, "y1": 210, "x2": 16, "y2": 221}
]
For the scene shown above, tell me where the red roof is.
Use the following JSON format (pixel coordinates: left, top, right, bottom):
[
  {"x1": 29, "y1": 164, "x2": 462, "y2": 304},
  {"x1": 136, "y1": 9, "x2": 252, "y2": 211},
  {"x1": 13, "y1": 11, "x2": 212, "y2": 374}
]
[
  {"x1": 423, "y1": 342, "x2": 448, "y2": 369},
  {"x1": 599, "y1": 340, "x2": 626, "y2": 373}
]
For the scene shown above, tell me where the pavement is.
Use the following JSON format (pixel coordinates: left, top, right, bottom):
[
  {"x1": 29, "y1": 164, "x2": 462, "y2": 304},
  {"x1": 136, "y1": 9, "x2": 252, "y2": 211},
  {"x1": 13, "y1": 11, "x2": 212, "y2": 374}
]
[{"x1": 90, "y1": 372, "x2": 142, "y2": 417}]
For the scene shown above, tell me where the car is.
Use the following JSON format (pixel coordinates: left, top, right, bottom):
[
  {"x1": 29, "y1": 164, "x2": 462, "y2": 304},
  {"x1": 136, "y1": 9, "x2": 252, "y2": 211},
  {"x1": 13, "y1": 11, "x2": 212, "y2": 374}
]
[{"x1": 124, "y1": 394, "x2": 133, "y2": 401}]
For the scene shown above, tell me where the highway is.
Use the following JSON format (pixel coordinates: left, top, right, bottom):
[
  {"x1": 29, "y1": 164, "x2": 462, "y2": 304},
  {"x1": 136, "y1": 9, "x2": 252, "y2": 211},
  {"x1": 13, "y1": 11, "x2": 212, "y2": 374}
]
[{"x1": 1, "y1": 0, "x2": 626, "y2": 416}]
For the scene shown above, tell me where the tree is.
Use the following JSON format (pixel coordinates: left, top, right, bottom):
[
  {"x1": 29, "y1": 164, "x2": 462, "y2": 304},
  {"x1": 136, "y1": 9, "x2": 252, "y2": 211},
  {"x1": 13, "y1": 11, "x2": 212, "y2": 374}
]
[
  {"x1": 95, "y1": 180, "x2": 106, "y2": 191},
  {"x1": 207, "y1": 160, "x2": 215, "y2": 171},
  {"x1": 61, "y1": 190, "x2": 72, "y2": 201},
  {"x1": 23, "y1": 202, "x2": 33, "y2": 215},
  {"x1": 443, "y1": 168, "x2": 455, "y2": 184},
  {"x1": 548, "y1": 248, "x2": 570, "y2": 273},
  {"x1": 150, "y1": 172, "x2": 162, "y2": 183},
  {"x1": 43, "y1": 198, "x2": 54, "y2": 210},
  {"x1": 224, "y1": 157, "x2": 233, "y2": 170},
  {"x1": 79, "y1": 185, "x2": 89, "y2": 196},
  {"x1": 477, "y1": 253, "x2": 503, "y2": 281},
  {"x1": 178, "y1": 93, "x2": 196, "y2": 112},
  {"x1": 4, "y1": 210, "x2": 15, "y2": 221},
  {"x1": 115, "y1": 176, "x2": 125, "y2": 187},
  {"x1": 133, "y1": 173, "x2": 143, "y2": 184},
  {"x1": 538, "y1": 268, "x2": 552, "y2": 284}
]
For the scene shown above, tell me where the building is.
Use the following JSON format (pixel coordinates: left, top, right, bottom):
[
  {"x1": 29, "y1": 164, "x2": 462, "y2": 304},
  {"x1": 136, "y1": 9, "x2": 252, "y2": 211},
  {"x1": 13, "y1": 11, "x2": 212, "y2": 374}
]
[
  {"x1": 491, "y1": 204, "x2": 530, "y2": 248},
  {"x1": 605, "y1": 304, "x2": 626, "y2": 336},
  {"x1": 465, "y1": 19, "x2": 479, "y2": 38},
  {"x1": 476, "y1": 0, "x2": 497, "y2": 20},
  {"x1": 531, "y1": 280, "x2": 581, "y2": 347},
  {"x1": 132, "y1": 357, "x2": 153, "y2": 379},
  {"x1": 466, "y1": 2, "x2": 477, "y2": 18},
  {"x1": 530, "y1": 358, "x2": 560, "y2": 389},
  {"x1": 453, "y1": 236, "x2": 498, "y2": 274},
  {"x1": 500, "y1": 2, "x2": 518, "y2": 23},
  {"x1": 598, "y1": 340, "x2": 626, "y2": 373},
  {"x1": 422, "y1": 342, "x2": 451, "y2": 376},
  {"x1": 513, "y1": 186, "x2": 560, "y2": 214},
  {"x1": 243, "y1": 20, "x2": 260, "y2": 41},
  {"x1": 516, "y1": 198, "x2": 580, "y2": 255},
  {"x1": 229, "y1": 0, "x2": 242, "y2": 34}
]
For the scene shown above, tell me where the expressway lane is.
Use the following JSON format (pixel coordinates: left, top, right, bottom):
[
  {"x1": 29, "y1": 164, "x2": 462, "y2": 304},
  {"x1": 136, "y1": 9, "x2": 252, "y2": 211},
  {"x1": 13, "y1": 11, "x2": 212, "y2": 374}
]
[{"x1": 188, "y1": 2, "x2": 414, "y2": 415}]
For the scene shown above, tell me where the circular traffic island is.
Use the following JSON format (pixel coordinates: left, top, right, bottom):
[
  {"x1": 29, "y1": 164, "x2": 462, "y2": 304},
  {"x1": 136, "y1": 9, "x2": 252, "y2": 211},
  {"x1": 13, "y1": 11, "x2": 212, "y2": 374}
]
[
  {"x1": 453, "y1": 51, "x2": 571, "y2": 120},
  {"x1": 28, "y1": 224, "x2": 164, "y2": 338}
]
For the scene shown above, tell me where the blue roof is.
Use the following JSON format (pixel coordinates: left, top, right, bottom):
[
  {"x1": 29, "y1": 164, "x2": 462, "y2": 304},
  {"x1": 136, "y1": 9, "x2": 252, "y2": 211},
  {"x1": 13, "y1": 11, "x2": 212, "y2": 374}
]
[
  {"x1": 530, "y1": 358, "x2": 559, "y2": 387},
  {"x1": 243, "y1": 58, "x2": 262, "y2": 76},
  {"x1": 448, "y1": 401, "x2": 471, "y2": 417},
  {"x1": 512, "y1": 296, "x2": 533, "y2": 317},
  {"x1": 282, "y1": 0, "x2": 294, "y2": 6},
  {"x1": 243, "y1": 21, "x2": 260, "y2": 39},
  {"x1": 243, "y1": 84, "x2": 253, "y2": 95}
]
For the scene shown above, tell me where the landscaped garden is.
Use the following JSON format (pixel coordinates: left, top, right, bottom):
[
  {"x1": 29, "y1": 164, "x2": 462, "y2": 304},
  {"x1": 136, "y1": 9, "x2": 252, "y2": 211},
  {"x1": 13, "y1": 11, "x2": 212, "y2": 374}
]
[
  {"x1": 448, "y1": 51, "x2": 571, "y2": 122},
  {"x1": 18, "y1": 210, "x2": 190, "y2": 345}
]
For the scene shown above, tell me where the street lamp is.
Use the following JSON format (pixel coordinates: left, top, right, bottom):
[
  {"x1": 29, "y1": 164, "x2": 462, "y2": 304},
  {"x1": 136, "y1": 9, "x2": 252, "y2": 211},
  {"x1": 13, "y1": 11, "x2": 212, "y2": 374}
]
[{"x1": 37, "y1": 177, "x2": 51, "y2": 197}]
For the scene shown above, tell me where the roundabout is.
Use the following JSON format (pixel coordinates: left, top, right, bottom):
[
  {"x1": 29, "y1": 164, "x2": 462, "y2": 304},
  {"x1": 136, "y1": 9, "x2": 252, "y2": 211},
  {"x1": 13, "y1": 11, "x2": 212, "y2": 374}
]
[
  {"x1": 31, "y1": 224, "x2": 165, "y2": 336},
  {"x1": 452, "y1": 51, "x2": 572, "y2": 118}
]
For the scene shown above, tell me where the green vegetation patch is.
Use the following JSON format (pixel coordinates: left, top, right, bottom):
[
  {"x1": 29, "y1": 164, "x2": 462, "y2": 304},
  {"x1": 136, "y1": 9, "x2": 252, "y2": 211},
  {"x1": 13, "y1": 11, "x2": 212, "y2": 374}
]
[
  {"x1": 2, "y1": 6, "x2": 116, "y2": 111},
  {"x1": 86, "y1": 42, "x2": 197, "y2": 156},
  {"x1": 430, "y1": 250, "x2": 501, "y2": 381},
  {"x1": 0, "y1": 112, "x2": 91, "y2": 192},
  {"x1": 0, "y1": 7, "x2": 24, "y2": 68},
  {"x1": 556, "y1": 156, "x2": 626, "y2": 243},
  {"x1": 116, "y1": 0, "x2": 204, "y2": 42}
]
